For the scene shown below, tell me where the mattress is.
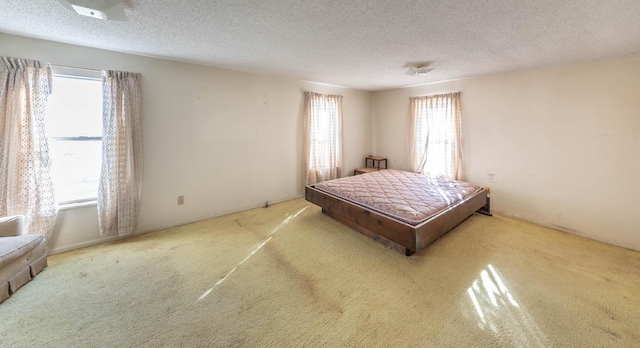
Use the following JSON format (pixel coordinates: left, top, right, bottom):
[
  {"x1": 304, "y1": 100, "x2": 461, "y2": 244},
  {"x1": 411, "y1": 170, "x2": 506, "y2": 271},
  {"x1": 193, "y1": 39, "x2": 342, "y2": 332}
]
[{"x1": 313, "y1": 169, "x2": 482, "y2": 226}]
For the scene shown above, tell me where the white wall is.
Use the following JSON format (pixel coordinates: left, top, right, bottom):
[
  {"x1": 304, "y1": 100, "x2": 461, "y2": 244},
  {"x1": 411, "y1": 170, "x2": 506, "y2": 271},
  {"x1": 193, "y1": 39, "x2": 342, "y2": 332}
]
[
  {"x1": 0, "y1": 33, "x2": 373, "y2": 254},
  {"x1": 5, "y1": 32, "x2": 638, "y2": 253},
  {"x1": 373, "y1": 56, "x2": 640, "y2": 251}
]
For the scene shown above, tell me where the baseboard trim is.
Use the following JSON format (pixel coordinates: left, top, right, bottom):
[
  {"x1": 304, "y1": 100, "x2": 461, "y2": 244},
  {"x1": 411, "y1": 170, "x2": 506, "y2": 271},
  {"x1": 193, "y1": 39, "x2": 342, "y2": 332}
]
[
  {"x1": 48, "y1": 195, "x2": 305, "y2": 255},
  {"x1": 492, "y1": 209, "x2": 640, "y2": 252},
  {"x1": 47, "y1": 235, "x2": 125, "y2": 255}
]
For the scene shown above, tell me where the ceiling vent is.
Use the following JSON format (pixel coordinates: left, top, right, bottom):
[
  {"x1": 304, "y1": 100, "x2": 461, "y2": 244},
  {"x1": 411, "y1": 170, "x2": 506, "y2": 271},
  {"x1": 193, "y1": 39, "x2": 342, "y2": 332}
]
[
  {"x1": 56, "y1": 0, "x2": 127, "y2": 21},
  {"x1": 407, "y1": 66, "x2": 434, "y2": 76}
]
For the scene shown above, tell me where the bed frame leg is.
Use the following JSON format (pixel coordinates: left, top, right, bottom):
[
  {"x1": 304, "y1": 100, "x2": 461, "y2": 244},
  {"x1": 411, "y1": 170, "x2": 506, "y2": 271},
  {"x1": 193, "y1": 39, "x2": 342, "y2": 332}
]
[
  {"x1": 405, "y1": 249, "x2": 414, "y2": 257},
  {"x1": 476, "y1": 196, "x2": 492, "y2": 216}
]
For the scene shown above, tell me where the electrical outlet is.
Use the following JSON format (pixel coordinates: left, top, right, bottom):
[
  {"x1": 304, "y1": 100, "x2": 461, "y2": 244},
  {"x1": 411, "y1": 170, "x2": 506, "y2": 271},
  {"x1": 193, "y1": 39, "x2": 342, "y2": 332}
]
[{"x1": 178, "y1": 195, "x2": 184, "y2": 205}]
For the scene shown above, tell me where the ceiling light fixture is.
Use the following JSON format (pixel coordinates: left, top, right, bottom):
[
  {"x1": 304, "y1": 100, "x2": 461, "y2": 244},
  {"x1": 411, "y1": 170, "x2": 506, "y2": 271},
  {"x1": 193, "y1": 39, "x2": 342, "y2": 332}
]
[
  {"x1": 407, "y1": 66, "x2": 434, "y2": 76},
  {"x1": 56, "y1": 0, "x2": 128, "y2": 21}
]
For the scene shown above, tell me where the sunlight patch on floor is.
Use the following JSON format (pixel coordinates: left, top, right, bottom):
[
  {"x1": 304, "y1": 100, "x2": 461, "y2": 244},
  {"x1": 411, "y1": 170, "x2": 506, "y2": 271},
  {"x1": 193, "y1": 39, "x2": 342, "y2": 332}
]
[
  {"x1": 198, "y1": 206, "x2": 308, "y2": 301},
  {"x1": 462, "y1": 264, "x2": 547, "y2": 347},
  {"x1": 269, "y1": 206, "x2": 308, "y2": 235}
]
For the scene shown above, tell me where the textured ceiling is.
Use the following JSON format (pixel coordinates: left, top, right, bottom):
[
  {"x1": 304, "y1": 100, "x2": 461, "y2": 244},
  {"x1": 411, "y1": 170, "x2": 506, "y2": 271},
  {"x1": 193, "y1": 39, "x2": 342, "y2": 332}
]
[{"x1": 1, "y1": 0, "x2": 640, "y2": 91}]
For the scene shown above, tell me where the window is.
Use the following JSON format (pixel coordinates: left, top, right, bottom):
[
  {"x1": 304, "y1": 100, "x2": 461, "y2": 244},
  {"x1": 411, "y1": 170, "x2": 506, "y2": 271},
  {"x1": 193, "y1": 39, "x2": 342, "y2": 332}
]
[
  {"x1": 303, "y1": 92, "x2": 343, "y2": 186},
  {"x1": 45, "y1": 72, "x2": 103, "y2": 204},
  {"x1": 409, "y1": 92, "x2": 462, "y2": 180}
]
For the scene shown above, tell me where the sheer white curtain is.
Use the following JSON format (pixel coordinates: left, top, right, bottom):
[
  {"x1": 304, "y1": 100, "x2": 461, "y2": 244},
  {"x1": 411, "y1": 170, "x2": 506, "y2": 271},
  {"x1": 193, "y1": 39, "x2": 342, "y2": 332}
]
[
  {"x1": 302, "y1": 92, "x2": 343, "y2": 186},
  {"x1": 409, "y1": 92, "x2": 463, "y2": 180},
  {"x1": 98, "y1": 70, "x2": 142, "y2": 236},
  {"x1": 0, "y1": 57, "x2": 58, "y2": 237}
]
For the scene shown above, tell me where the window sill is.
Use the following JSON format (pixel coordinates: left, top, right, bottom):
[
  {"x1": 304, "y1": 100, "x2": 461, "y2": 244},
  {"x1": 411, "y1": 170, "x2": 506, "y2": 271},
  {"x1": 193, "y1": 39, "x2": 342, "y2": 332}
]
[{"x1": 58, "y1": 200, "x2": 97, "y2": 211}]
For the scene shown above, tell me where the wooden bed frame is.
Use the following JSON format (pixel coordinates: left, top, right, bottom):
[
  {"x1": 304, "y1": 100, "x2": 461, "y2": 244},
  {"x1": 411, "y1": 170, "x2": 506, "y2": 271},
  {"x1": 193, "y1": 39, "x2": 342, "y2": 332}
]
[{"x1": 305, "y1": 185, "x2": 490, "y2": 256}]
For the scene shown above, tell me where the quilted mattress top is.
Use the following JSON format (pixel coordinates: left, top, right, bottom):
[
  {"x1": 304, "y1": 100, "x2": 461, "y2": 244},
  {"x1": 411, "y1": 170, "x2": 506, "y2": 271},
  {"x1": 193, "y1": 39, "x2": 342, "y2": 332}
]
[{"x1": 313, "y1": 169, "x2": 482, "y2": 226}]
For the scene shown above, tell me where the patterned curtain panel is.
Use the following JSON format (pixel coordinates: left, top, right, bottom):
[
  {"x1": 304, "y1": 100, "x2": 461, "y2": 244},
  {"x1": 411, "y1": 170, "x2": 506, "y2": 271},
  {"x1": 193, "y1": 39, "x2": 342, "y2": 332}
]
[
  {"x1": 98, "y1": 70, "x2": 143, "y2": 236},
  {"x1": 303, "y1": 92, "x2": 344, "y2": 186},
  {"x1": 409, "y1": 92, "x2": 463, "y2": 180},
  {"x1": 0, "y1": 57, "x2": 58, "y2": 237}
]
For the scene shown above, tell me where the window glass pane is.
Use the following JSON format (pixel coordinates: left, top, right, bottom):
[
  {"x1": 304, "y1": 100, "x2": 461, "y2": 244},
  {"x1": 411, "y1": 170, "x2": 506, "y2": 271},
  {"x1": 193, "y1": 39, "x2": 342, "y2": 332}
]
[
  {"x1": 48, "y1": 140, "x2": 102, "y2": 203},
  {"x1": 46, "y1": 76, "x2": 102, "y2": 137},
  {"x1": 45, "y1": 75, "x2": 103, "y2": 203}
]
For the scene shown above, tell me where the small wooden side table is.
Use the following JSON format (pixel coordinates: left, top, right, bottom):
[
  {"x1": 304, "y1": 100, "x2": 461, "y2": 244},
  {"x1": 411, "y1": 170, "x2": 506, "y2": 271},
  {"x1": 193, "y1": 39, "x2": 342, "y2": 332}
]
[{"x1": 354, "y1": 156, "x2": 388, "y2": 175}]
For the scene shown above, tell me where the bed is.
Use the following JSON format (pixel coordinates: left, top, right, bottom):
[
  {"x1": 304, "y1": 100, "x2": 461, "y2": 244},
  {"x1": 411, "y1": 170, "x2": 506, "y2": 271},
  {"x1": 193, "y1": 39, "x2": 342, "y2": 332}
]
[{"x1": 305, "y1": 169, "x2": 490, "y2": 256}]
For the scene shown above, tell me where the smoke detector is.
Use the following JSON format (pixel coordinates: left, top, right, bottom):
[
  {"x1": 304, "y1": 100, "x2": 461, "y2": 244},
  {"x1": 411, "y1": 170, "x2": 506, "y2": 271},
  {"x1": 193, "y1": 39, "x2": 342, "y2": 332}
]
[{"x1": 56, "y1": 0, "x2": 128, "y2": 21}]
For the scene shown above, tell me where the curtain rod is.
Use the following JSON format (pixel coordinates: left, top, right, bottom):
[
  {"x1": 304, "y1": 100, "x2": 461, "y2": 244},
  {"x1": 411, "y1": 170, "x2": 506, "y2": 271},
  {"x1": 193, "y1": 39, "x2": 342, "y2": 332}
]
[{"x1": 51, "y1": 64, "x2": 100, "y2": 73}]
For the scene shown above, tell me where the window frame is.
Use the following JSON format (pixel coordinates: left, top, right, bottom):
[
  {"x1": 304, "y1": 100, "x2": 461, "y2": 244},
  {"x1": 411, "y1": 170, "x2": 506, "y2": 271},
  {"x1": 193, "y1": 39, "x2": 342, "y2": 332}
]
[
  {"x1": 303, "y1": 92, "x2": 344, "y2": 186},
  {"x1": 47, "y1": 67, "x2": 103, "y2": 205},
  {"x1": 409, "y1": 93, "x2": 462, "y2": 180}
]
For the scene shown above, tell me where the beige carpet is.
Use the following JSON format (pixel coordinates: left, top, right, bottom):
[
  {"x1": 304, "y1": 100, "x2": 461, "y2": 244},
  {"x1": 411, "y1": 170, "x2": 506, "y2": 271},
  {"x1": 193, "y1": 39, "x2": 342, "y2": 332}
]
[{"x1": 1, "y1": 198, "x2": 639, "y2": 347}]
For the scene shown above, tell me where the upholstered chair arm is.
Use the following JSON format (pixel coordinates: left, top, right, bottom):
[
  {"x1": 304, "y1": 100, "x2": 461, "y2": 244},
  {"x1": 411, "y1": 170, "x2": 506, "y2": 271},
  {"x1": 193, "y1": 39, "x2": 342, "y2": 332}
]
[{"x1": 0, "y1": 215, "x2": 25, "y2": 237}]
